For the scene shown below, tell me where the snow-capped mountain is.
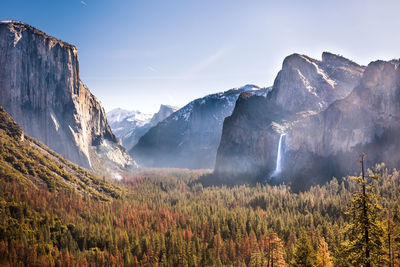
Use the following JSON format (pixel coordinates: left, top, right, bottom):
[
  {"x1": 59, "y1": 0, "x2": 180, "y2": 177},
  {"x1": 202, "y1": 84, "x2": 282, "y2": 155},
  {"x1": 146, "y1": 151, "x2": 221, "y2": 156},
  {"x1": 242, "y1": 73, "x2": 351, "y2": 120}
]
[
  {"x1": 107, "y1": 105, "x2": 178, "y2": 151},
  {"x1": 107, "y1": 108, "x2": 153, "y2": 140},
  {"x1": 131, "y1": 85, "x2": 270, "y2": 169}
]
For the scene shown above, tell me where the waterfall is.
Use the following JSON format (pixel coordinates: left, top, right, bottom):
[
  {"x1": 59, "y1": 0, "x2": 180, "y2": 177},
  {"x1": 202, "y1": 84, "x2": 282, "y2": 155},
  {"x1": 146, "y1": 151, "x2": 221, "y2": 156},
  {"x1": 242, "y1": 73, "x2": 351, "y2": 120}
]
[{"x1": 271, "y1": 133, "x2": 285, "y2": 177}]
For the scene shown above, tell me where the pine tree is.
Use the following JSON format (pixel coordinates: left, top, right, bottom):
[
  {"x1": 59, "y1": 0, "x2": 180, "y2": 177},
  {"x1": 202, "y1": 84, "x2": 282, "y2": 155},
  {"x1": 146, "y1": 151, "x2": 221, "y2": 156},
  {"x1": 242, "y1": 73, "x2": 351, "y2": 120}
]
[
  {"x1": 291, "y1": 232, "x2": 316, "y2": 267},
  {"x1": 392, "y1": 205, "x2": 400, "y2": 266},
  {"x1": 159, "y1": 253, "x2": 166, "y2": 266},
  {"x1": 385, "y1": 211, "x2": 400, "y2": 267},
  {"x1": 343, "y1": 153, "x2": 385, "y2": 266},
  {"x1": 249, "y1": 251, "x2": 263, "y2": 267},
  {"x1": 317, "y1": 237, "x2": 333, "y2": 267},
  {"x1": 265, "y1": 231, "x2": 286, "y2": 267}
]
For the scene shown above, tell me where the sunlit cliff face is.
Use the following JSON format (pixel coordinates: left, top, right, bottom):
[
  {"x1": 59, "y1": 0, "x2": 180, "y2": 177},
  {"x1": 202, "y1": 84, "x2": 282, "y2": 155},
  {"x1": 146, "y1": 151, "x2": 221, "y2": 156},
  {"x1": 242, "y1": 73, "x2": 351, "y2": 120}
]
[{"x1": 0, "y1": 21, "x2": 137, "y2": 177}]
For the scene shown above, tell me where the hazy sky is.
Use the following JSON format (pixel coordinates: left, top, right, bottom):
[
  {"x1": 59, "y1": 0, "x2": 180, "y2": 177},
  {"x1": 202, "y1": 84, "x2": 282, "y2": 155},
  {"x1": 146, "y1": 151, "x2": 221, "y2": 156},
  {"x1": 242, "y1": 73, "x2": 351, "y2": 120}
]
[{"x1": 2, "y1": 0, "x2": 400, "y2": 113}]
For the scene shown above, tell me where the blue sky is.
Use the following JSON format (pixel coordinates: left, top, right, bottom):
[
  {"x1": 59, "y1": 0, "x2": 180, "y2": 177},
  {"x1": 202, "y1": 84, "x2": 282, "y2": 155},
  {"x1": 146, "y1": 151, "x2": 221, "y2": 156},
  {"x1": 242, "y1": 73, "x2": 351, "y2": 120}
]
[{"x1": 2, "y1": 0, "x2": 400, "y2": 113}]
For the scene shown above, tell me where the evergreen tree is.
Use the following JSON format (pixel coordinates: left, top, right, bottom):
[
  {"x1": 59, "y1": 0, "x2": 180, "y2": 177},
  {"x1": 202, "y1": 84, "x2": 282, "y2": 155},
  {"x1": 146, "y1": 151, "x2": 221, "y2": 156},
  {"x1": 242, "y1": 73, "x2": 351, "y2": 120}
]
[
  {"x1": 265, "y1": 231, "x2": 286, "y2": 267},
  {"x1": 316, "y1": 237, "x2": 332, "y2": 267},
  {"x1": 291, "y1": 232, "x2": 316, "y2": 267},
  {"x1": 393, "y1": 205, "x2": 400, "y2": 265},
  {"x1": 385, "y1": 211, "x2": 400, "y2": 267},
  {"x1": 343, "y1": 153, "x2": 385, "y2": 266},
  {"x1": 249, "y1": 251, "x2": 263, "y2": 267}
]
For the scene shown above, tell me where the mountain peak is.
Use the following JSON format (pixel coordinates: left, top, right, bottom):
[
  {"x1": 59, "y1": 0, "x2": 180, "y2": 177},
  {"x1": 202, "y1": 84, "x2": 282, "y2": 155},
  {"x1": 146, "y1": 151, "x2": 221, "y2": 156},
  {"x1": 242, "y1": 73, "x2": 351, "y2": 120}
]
[
  {"x1": 281, "y1": 53, "x2": 316, "y2": 68},
  {"x1": 270, "y1": 52, "x2": 365, "y2": 113},
  {"x1": 321, "y1": 51, "x2": 362, "y2": 69},
  {"x1": 159, "y1": 104, "x2": 179, "y2": 112}
]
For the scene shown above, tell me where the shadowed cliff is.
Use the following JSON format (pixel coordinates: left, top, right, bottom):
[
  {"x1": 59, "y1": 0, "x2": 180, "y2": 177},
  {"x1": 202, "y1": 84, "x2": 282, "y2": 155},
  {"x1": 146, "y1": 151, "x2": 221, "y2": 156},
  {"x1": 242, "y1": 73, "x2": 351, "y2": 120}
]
[{"x1": 214, "y1": 52, "x2": 367, "y2": 189}]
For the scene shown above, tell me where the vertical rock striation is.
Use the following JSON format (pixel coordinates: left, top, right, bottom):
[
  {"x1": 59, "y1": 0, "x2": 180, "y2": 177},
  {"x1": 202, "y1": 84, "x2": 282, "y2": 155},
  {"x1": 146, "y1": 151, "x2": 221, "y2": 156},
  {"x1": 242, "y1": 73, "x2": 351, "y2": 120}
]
[{"x1": 0, "y1": 21, "x2": 136, "y2": 174}]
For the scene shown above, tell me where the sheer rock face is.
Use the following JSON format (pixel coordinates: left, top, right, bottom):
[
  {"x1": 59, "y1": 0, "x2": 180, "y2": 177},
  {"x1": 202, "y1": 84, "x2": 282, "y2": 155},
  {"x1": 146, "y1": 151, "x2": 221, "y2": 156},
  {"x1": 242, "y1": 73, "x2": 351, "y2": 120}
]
[
  {"x1": 131, "y1": 85, "x2": 269, "y2": 169},
  {"x1": 0, "y1": 21, "x2": 136, "y2": 173},
  {"x1": 214, "y1": 53, "x2": 365, "y2": 185},
  {"x1": 283, "y1": 59, "x2": 400, "y2": 188}
]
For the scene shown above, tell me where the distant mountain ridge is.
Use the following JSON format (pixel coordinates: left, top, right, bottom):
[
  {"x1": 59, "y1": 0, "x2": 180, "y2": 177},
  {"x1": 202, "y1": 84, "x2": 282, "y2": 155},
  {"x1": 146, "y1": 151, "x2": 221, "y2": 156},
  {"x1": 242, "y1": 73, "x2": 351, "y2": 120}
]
[
  {"x1": 107, "y1": 104, "x2": 178, "y2": 151},
  {"x1": 131, "y1": 84, "x2": 270, "y2": 169},
  {"x1": 0, "y1": 21, "x2": 137, "y2": 177},
  {"x1": 107, "y1": 108, "x2": 153, "y2": 149}
]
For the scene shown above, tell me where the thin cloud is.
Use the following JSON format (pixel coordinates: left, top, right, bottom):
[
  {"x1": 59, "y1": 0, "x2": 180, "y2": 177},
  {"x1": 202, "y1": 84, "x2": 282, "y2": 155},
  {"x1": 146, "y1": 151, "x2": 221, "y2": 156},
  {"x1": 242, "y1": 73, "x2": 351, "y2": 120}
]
[
  {"x1": 185, "y1": 45, "x2": 233, "y2": 77},
  {"x1": 147, "y1": 66, "x2": 158, "y2": 73},
  {"x1": 107, "y1": 45, "x2": 182, "y2": 60},
  {"x1": 80, "y1": 1, "x2": 87, "y2": 7}
]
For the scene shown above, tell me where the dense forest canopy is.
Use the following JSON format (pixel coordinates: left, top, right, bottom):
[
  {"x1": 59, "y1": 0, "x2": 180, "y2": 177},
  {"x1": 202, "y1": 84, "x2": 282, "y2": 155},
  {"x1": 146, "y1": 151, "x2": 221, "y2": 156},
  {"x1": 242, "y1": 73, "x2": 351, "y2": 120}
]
[{"x1": 0, "y1": 165, "x2": 399, "y2": 266}]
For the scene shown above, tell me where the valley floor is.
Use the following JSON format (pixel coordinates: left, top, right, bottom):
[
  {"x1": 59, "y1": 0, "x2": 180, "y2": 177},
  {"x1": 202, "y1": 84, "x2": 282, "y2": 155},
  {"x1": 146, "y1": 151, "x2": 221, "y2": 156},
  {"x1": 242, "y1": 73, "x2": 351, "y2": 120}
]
[{"x1": 0, "y1": 167, "x2": 399, "y2": 266}]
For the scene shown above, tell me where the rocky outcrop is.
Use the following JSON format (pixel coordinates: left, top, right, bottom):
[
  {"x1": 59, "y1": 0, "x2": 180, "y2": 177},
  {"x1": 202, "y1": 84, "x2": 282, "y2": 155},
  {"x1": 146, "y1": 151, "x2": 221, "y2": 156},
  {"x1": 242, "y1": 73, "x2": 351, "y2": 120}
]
[
  {"x1": 214, "y1": 53, "x2": 365, "y2": 186},
  {"x1": 107, "y1": 104, "x2": 178, "y2": 151},
  {"x1": 269, "y1": 52, "x2": 364, "y2": 113},
  {"x1": 0, "y1": 21, "x2": 136, "y2": 175},
  {"x1": 131, "y1": 85, "x2": 269, "y2": 169}
]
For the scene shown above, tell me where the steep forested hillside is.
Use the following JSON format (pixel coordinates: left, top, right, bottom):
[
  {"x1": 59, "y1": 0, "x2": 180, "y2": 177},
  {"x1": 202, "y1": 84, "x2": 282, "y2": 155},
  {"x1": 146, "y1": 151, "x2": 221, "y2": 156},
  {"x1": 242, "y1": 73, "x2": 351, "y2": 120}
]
[{"x1": 0, "y1": 105, "x2": 121, "y2": 201}]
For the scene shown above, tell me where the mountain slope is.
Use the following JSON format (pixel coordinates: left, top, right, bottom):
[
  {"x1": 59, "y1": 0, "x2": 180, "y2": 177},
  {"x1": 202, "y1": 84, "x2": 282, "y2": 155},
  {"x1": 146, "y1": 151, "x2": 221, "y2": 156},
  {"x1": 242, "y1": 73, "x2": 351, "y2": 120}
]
[
  {"x1": 0, "y1": 105, "x2": 121, "y2": 200},
  {"x1": 214, "y1": 52, "x2": 365, "y2": 185},
  {"x1": 131, "y1": 85, "x2": 269, "y2": 169},
  {"x1": 0, "y1": 21, "x2": 136, "y2": 175},
  {"x1": 107, "y1": 104, "x2": 178, "y2": 151}
]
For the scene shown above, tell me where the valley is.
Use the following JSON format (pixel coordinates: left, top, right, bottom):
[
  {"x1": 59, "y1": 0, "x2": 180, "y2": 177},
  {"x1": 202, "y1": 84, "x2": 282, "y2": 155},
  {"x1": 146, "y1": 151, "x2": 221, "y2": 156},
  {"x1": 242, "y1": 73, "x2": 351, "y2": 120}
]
[
  {"x1": 1, "y1": 129, "x2": 399, "y2": 265},
  {"x1": 0, "y1": 7, "x2": 400, "y2": 266}
]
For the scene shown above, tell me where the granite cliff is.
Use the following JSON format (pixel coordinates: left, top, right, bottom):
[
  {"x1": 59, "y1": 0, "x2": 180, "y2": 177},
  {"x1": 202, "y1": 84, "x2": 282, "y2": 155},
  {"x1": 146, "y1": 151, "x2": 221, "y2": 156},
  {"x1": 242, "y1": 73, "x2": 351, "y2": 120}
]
[
  {"x1": 214, "y1": 52, "x2": 365, "y2": 187},
  {"x1": 0, "y1": 21, "x2": 136, "y2": 176},
  {"x1": 282, "y1": 59, "x2": 400, "y2": 189}
]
